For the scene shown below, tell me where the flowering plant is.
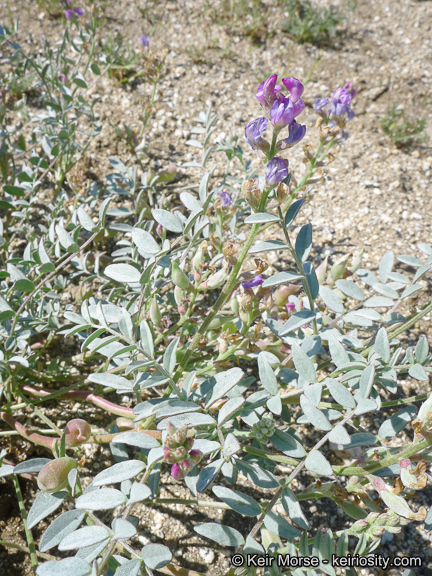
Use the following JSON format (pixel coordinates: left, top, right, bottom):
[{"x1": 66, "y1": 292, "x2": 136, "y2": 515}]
[{"x1": 0, "y1": 13, "x2": 431, "y2": 576}]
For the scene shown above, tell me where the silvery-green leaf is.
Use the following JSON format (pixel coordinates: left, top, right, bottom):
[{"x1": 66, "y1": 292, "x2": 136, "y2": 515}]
[
  {"x1": 397, "y1": 255, "x2": 423, "y2": 267},
  {"x1": 285, "y1": 199, "x2": 305, "y2": 227},
  {"x1": 364, "y1": 296, "x2": 394, "y2": 307},
  {"x1": 40, "y1": 510, "x2": 86, "y2": 552},
  {"x1": 197, "y1": 458, "x2": 224, "y2": 493},
  {"x1": 304, "y1": 262, "x2": 319, "y2": 300},
  {"x1": 408, "y1": 363, "x2": 428, "y2": 381},
  {"x1": 93, "y1": 460, "x2": 145, "y2": 486},
  {"x1": 244, "y1": 535, "x2": 265, "y2": 554},
  {"x1": 218, "y1": 397, "x2": 245, "y2": 425},
  {"x1": 413, "y1": 263, "x2": 431, "y2": 283},
  {"x1": 279, "y1": 310, "x2": 316, "y2": 336},
  {"x1": 375, "y1": 328, "x2": 390, "y2": 362},
  {"x1": 267, "y1": 392, "x2": 282, "y2": 415},
  {"x1": 328, "y1": 335, "x2": 349, "y2": 368},
  {"x1": 115, "y1": 559, "x2": 142, "y2": 576},
  {"x1": 281, "y1": 487, "x2": 309, "y2": 530},
  {"x1": 36, "y1": 558, "x2": 91, "y2": 576},
  {"x1": 157, "y1": 412, "x2": 215, "y2": 429},
  {"x1": 328, "y1": 425, "x2": 351, "y2": 445},
  {"x1": 380, "y1": 491, "x2": 414, "y2": 519},
  {"x1": 374, "y1": 283, "x2": 399, "y2": 299},
  {"x1": 320, "y1": 286, "x2": 344, "y2": 314},
  {"x1": 0, "y1": 465, "x2": 15, "y2": 478},
  {"x1": 88, "y1": 373, "x2": 134, "y2": 391},
  {"x1": 354, "y1": 397, "x2": 377, "y2": 415},
  {"x1": 295, "y1": 223, "x2": 312, "y2": 262},
  {"x1": 249, "y1": 240, "x2": 288, "y2": 254},
  {"x1": 379, "y1": 250, "x2": 394, "y2": 283},
  {"x1": 58, "y1": 526, "x2": 110, "y2": 551},
  {"x1": 77, "y1": 206, "x2": 97, "y2": 232},
  {"x1": 335, "y1": 280, "x2": 364, "y2": 301},
  {"x1": 112, "y1": 518, "x2": 136, "y2": 540},
  {"x1": 194, "y1": 523, "x2": 244, "y2": 546},
  {"x1": 27, "y1": 491, "x2": 67, "y2": 530},
  {"x1": 425, "y1": 506, "x2": 432, "y2": 531},
  {"x1": 304, "y1": 382, "x2": 322, "y2": 406},
  {"x1": 258, "y1": 352, "x2": 278, "y2": 395},
  {"x1": 14, "y1": 458, "x2": 51, "y2": 475},
  {"x1": 75, "y1": 538, "x2": 109, "y2": 563},
  {"x1": 292, "y1": 343, "x2": 316, "y2": 384},
  {"x1": 300, "y1": 395, "x2": 331, "y2": 431},
  {"x1": 223, "y1": 433, "x2": 241, "y2": 458},
  {"x1": 245, "y1": 213, "x2": 280, "y2": 224},
  {"x1": 235, "y1": 461, "x2": 279, "y2": 488},
  {"x1": 163, "y1": 337, "x2": 179, "y2": 373},
  {"x1": 270, "y1": 429, "x2": 306, "y2": 458},
  {"x1": 359, "y1": 365, "x2": 375, "y2": 399},
  {"x1": 76, "y1": 488, "x2": 127, "y2": 510},
  {"x1": 139, "y1": 320, "x2": 154, "y2": 358},
  {"x1": 56, "y1": 225, "x2": 75, "y2": 250},
  {"x1": 193, "y1": 439, "x2": 221, "y2": 455},
  {"x1": 131, "y1": 228, "x2": 160, "y2": 256},
  {"x1": 401, "y1": 284, "x2": 423, "y2": 299},
  {"x1": 264, "y1": 511, "x2": 301, "y2": 539},
  {"x1": 212, "y1": 486, "x2": 261, "y2": 516},
  {"x1": 378, "y1": 406, "x2": 417, "y2": 439},
  {"x1": 305, "y1": 450, "x2": 333, "y2": 476},
  {"x1": 105, "y1": 264, "x2": 141, "y2": 284},
  {"x1": 111, "y1": 432, "x2": 160, "y2": 449},
  {"x1": 141, "y1": 543, "x2": 172, "y2": 570},
  {"x1": 119, "y1": 309, "x2": 133, "y2": 341},
  {"x1": 262, "y1": 271, "x2": 302, "y2": 288},
  {"x1": 156, "y1": 400, "x2": 201, "y2": 418},
  {"x1": 415, "y1": 336, "x2": 429, "y2": 363},
  {"x1": 129, "y1": 483, "x2": 152, "y2": 504},
  {"x1": 180, "y1": 192, "x2": 202, "y2": 213},
  {"x1": 152, "y1": 209, "x2": 183, "y2": 233},
  {"x1": 326, "y1": 379, "x2": 355, "y2": 409},
  {"x1": 205, "y1": 367, "x2": 244, "y2": 408}
]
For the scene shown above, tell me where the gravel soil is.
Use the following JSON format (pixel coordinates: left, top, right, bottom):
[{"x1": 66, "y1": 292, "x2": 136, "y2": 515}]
[{"x1": 1, "y1": 0, "x2": 432, "y2": 574}]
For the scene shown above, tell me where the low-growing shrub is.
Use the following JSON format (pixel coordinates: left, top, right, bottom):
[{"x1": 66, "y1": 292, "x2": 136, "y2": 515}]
[{"x1": 0, "y1": 12, "x2": 431, "y2": 576}]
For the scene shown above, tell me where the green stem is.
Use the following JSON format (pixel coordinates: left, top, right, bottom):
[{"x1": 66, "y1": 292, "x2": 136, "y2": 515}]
[
  {"x1": 173, "y1": 223, "x2": 260, "y2": 381},
  {"x1": 12, "y1": 475, "x2": 38, "y2": 574}
]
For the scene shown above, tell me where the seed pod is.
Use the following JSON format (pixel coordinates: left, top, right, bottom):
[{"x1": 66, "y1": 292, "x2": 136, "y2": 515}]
[
  {"x1": 274, "y1": 284, "x2": 301, "y2": 306},
  {"x1": 37, "y1": 457, "x2": 78, "y2": 493},
  {"x1": 172, "y1": 261, "x2": 191, "y2": 290},
  {"x1": 315, "y1": 256, "x2": 328, "y2": 285},
  {"x1": 64, "y1": 419, "x2": 91, "y2": 447},
  {"x1": 331, "y1": 254, "x2": 350, "y2": 281},
  {"x1": 149, "y1": 297, "x2": 162, "y2": 326}
]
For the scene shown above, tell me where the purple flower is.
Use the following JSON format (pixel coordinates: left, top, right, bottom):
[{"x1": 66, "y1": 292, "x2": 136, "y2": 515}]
[
  {"x1": 270, "y1": 95, "x2": 294, "y2": 131},
  {"x1": 219, "y1": 190, "x2": 232, "y2": 208},
  {"x1": 332, "y1": 82, "x2": 356, "y2": 106},
  {"x1": 265, "y1": 157, "x2": 289, "y2": 187},
  {"x1": 245, "y1": 117, "x2": 269, "y2": 151},
  {"x1": 286, "y1": 302, "x2": 296, "y2": 314},
  {"x1": 58, "y1": 73, "x2": 66, "y2": 83},
  {"x1": 140, "y1": 35, "x2": 150, "y2": 48},
  {"x1": 256, "y1": 75, "x2": 282, "y2": 109},
  {"x1": 64, "y1": 9, "x2": 73, "y2": 18},
  {"x1": 242, "y1": 275, "x2": 263, "y2": 289},
  {"x1": 313, "y1": 98, "x2": 329, "y2": 116},
  {"x1": 282, "y1": 77, "x2": 304, "y2": 103},
  {"x1": 292, "y1": 98, "x2": 305, "y2": 118},
  {"x1": 74, "y1": 8, "x2": 83, "y2": 15},
  {"x1": 171, "y1": 463, "x2": 185, "y2": 481},
  {"x1": 277, "y1": 121, "x2": 307, "y2": 150}
]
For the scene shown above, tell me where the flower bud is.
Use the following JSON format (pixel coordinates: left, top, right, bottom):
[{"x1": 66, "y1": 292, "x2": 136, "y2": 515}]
[
  {"x1": 331, "y1": 254, "x2": 350, "y2": 281},
  {"x1": 274, "y1": 284, "x2": 301, "y2": 306},
  {"x1": 172, "y1": 261, "x2": 191, "y2": 290},
  {"x1": 369, "y1": 525, "x2": 386, "y2": 537},
  {"x1": 150, "y1": 297, "x2": 162, "y2": 326},
  {"x1": 315, "y1": 256, "x2": 328, "y2": 285},
  {"x1": 192, "y1": 242, "x2": 207, "y2": 271},
  {"x1": 64, "y1": 419, "x2": 91, "y2": 447},
  {"x1": 201, "y1": 264, "x2": 229, "y2": 290},
  {"x1": 348, "y1": 250, "x2": 363, "y2": 273},
  {"x1": 174, "y1": 286, "x2": 187, "y2": 306},
  {"x1": 171, "y1": 462, "x2": 186, "y2": 481},
  {"x1": 37, "y1": 457, "x2": 78, "y2": 493}
]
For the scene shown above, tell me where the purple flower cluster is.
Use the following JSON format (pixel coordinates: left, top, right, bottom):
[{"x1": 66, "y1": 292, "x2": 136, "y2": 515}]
[
  {"x1": 163, "y1": 422, "x2": 203, "y2": 481},
  {"x1": 313, "y1": 82, "x2": 356, "y2": 121},
  {"x1": 219, "y1": 190, "x2": 233, "y2": 208},
  {"x1": 241, "y1": 274, "x2": 263, "y2": 289},
  {"x1": 64, "y1": 7, "x2": 83, "y2": 18},
  {"x1": 140, "y1": 35, "x2": 150, "y2": 48},
  {"x1": 245, "y1": 74, "x2": 308, "y2": 188}
]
